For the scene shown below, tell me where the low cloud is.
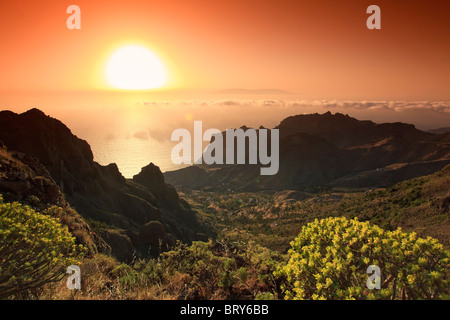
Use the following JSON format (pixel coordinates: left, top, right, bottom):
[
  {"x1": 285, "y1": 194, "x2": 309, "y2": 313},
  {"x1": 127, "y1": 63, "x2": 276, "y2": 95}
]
[
  {"x1": 137, "y1": 99, "x2": 450, "y2": 113},
  {"x1": 133, "y1": 130, "x2": 149, "y2": 140},
  {"x1": 133, "y1": 99, "x2": 450, "y2": 130},
  {"x1": 147, "y1": 129, "x2": 169, "y2": 142}
]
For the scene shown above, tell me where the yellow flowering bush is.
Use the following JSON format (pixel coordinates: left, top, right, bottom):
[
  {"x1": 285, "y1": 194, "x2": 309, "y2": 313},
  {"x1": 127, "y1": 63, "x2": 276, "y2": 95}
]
[
  {"x1": 275, "y1": 217, "x2": 449, "y2": 300},
  {"x1": 0, "y1": 195, "x2": 85, "y2": 298}
]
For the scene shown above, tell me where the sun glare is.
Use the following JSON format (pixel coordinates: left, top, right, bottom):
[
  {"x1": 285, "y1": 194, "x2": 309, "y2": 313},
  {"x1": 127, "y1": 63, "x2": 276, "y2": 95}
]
[{"x1": 106, "y1": 45, "x2": 167, "y2": 90}]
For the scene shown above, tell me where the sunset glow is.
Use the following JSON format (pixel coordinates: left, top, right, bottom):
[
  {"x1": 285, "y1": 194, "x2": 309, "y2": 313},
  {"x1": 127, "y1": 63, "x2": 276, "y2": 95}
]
[
  {"x1": 106, "y1": 45, "x2": 167, "y2": 90},
  {"x1": 0, "y1": 0, "x2": 449, "y2": 304}
]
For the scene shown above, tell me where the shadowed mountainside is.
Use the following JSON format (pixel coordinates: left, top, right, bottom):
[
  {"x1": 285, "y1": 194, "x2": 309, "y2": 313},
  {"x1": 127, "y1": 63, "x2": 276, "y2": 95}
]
[
  {"x1": 164, "y1": 112, "x2": 450, "y2": 191},
  {"x1": 0, "y1": 109, "x2": 209, "y2": 261},
  {"x1": 0, "y1": 147, "x2": 109, "y2": 254}
]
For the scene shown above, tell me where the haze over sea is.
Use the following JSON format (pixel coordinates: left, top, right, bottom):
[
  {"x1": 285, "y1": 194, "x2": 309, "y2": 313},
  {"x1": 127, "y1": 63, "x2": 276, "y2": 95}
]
[{"x1": 1, "y1": 90, "x2": 449, "y2": 178}]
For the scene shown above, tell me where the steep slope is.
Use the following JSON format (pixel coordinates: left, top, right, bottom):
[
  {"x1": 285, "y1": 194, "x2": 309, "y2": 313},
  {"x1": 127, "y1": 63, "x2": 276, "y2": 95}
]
[
  {"x1": 0, "y1": 147, "x2": 108, "y2": 254},
  {"x1": 164, "y1": 112, "x2": 450, "y2": 191},
  {"x1": 0, "y1": 109, "x2": 208, "y2": 261}
]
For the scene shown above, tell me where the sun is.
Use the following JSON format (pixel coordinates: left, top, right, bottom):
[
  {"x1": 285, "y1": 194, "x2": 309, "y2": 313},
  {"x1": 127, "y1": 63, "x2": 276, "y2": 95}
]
[{"x1": 106, "y1": 45, "x2": 167, "y2": 90}]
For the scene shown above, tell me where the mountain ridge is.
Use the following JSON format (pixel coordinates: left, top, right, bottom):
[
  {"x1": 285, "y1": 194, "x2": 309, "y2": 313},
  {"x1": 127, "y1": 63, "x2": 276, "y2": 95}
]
[{"x1": 164, "y1": 111, "x2": 450, "y2": 191}]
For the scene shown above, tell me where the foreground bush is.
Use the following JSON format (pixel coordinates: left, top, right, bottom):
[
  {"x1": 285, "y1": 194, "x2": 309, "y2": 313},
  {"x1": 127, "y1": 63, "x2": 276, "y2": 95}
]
[
  {"x1": 156, "y1": 240, "x2": 282, "y2": 299},
  {"x1": 34, "y1": 240, "x2": 283, "y2": 300},
  {"x1": 0, "y1": 195, "x2": 85, "y2": 298},
  {"x1": 275, "y1": 217, "x2": 449, "y2": 300}
]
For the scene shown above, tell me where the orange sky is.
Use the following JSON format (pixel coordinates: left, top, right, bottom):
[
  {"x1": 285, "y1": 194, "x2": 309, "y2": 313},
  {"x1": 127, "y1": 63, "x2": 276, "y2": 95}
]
[{"x1": 1, "y1": 0, "x2": 449, "y2": 100}]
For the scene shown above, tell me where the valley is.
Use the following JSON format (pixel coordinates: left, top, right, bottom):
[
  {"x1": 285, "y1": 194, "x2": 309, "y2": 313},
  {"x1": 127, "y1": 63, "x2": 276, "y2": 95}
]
[
  {"x1": 0, "y1": 109, "x2": 448, "y2": 300},
  {"x1": 180, "y1": 164, "x2": 450, "y2": 252}
]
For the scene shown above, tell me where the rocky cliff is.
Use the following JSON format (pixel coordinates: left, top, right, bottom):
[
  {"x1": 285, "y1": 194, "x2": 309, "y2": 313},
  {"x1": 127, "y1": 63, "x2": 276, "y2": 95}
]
[{"x1": 0, "y1": 109, "x2": 209, "y2": 261}]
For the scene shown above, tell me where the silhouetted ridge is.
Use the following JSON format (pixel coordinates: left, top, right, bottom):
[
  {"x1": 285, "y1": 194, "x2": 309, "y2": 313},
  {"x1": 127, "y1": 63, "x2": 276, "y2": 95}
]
[{"x1": 165, "y1": 111, "x2": 450, "y2": 191}]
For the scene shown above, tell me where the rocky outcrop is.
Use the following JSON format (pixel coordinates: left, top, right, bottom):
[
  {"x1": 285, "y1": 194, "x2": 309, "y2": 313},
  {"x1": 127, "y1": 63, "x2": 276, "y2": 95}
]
[
  {"x1": 98, "y1": 229, "x2": 134, "y2": 262},
  {"x1": 0, "y1": 147, "x2": 108, "y2": 254},
  {"x1": 132, "y1": 163, "x2": 208, "y2": 244},
  {"x1": 0, "y1": 149, "x2": 62, "y2": 204}
]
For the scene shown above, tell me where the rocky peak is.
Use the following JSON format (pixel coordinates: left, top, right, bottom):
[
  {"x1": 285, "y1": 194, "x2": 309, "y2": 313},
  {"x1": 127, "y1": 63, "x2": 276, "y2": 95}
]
[{"x1": 133, "y1": 163, "x2": 165, "y2": 187}]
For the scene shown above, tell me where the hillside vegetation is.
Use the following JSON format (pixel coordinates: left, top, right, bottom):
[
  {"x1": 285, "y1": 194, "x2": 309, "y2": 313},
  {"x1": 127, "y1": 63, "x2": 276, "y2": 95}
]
[
  {"x1": 0, "y1": 196, "x2": 85, "y2": 299},
  {"x1": 276, "y1": 217, "x2": 449, "y2": 300},
  {"x1": 15, "y1": 217, "x2": 448, "y2": 300},
  {"x1": 1, "y1": 166, "x2": 448, "y2": 300},
  {"x1": 181, "y1": 164, "x2": 450, "y2": 251}
]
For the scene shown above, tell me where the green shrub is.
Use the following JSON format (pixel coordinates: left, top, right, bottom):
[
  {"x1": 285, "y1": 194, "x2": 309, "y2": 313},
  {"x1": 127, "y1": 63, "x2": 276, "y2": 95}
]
[
  {"x1": 140, "y1": 259, "x2": 165, "y2": 285},
  {"x1": 0, "y1": 196, "x2": 85, "y2": 298},
  {"x1": 160, "y1": 241, "x2": 226, "y2": 293},
  {"x1": 158, "y1": 240, "x2": 282, "y2": 299},
  {"x1": 255, "y1": 292, "x2": 275, "y2": 300},
  {"x1": 237, "y1": 267, "x2": 248, "y2": 282},
  {"x1": 275, "y1": 217, "x2": 449, "y2": 300}
]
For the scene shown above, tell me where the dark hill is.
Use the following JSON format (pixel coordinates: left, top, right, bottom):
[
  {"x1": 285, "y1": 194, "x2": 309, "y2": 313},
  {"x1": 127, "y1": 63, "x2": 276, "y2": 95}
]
[
  {"x1": 0, "y1": 109, "x2": 209, "y2": 261},
  {"x1": 164, "y1": 112, "x2": 450, "y2": 191},
  {"x1": 276, "y1": 112, "x2": 429, "y2": 148}
]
